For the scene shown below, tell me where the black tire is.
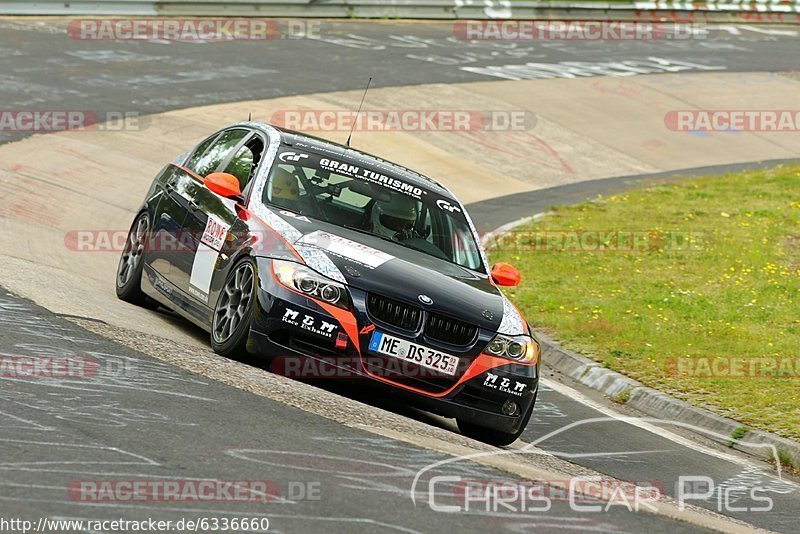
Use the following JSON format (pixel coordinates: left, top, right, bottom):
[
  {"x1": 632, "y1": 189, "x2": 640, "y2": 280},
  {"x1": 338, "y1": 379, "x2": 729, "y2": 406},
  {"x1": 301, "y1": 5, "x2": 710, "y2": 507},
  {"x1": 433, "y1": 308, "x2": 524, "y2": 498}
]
[
  {"x1": 210, "y1": 257, "x2": 257, "y2": 357},
  {"x1": 457, "y1": 399, "x2": 535, "y2": 447},
  {"x1": 116, "y1": 212, "x2": 159, "y2": 309}
]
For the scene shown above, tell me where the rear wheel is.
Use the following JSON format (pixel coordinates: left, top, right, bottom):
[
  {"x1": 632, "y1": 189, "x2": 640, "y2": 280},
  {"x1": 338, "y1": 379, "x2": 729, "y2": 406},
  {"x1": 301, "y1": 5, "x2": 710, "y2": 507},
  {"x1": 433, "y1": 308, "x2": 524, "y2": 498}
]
[
  {"x1": 116, "y1": 212, "x2": 158, "y2": 308},
  {"x1": 211, "y1": 258, "x2": 257, "y2": 357}
]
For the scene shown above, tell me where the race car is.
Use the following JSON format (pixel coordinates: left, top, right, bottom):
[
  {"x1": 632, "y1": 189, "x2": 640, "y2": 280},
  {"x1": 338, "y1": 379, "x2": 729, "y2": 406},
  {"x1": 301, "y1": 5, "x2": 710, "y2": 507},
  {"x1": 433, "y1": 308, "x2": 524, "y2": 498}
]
[{"x1": 116, "y1": 122, "x2": 540, "y2": 445}]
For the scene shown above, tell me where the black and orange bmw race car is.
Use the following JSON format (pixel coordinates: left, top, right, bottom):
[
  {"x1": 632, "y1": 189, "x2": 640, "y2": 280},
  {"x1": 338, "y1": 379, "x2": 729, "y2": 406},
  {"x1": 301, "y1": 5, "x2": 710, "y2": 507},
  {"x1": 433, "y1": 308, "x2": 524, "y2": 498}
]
[{"x1": 116, "y1": 122, "x2": 539, "y2": 445}]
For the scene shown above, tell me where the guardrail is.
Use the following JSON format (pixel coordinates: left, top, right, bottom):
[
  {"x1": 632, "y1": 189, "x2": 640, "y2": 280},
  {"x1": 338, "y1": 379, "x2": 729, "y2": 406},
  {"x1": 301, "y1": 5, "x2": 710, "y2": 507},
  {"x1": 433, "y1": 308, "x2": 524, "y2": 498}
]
[{"x1": 3, "y1": 0, "x2": 800, "y2": 21}]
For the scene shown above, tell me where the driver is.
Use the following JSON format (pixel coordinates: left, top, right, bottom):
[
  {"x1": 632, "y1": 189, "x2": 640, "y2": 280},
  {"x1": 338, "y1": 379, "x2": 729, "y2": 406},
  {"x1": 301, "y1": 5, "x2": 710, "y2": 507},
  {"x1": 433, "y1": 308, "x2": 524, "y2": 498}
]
[
  {"x1": 270, "y1": 168, "x2": 303, "y2": 212},
  {"x1": 369, "y1": 195, "x2": 419, "y2": 240}
]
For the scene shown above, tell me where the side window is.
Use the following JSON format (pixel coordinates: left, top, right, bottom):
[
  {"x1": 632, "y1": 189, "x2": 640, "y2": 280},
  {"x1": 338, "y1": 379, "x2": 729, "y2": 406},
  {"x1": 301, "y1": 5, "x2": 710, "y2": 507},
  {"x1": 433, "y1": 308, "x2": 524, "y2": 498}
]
[
  {"x1": 183, "y1": 134, "x2": 219, "y2": 171},
  {"x1": 186, "y1": 129, "x2": 249, "y2": 178},
  {"x1": 223, "y1": 135, "x2": 264, "y2": 192}
]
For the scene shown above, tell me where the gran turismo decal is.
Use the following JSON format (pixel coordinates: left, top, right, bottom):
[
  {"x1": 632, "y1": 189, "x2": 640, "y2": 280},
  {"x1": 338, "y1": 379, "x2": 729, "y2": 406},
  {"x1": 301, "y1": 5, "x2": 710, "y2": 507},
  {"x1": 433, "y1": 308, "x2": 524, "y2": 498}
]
[
  {"x1": 278, "y1": 151, "x2": 309, "y2": 163},
  {"x1": 318, "y1": 157, "x2": 426, "y2": 199},
  {"x1": 436, "y1": 199, "x2": 462, "y2": 213}
]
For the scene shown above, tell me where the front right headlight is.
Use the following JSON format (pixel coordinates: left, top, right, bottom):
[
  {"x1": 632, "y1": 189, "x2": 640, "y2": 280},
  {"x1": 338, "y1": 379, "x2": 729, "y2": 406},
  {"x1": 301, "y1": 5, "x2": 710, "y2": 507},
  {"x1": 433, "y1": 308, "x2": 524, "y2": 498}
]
[
  {"x1": 485, "y1": 334, "x2": 539, "y2": 363},
  {"x1": 272, "y1": 259, "x2": 350, "y2": 310}
]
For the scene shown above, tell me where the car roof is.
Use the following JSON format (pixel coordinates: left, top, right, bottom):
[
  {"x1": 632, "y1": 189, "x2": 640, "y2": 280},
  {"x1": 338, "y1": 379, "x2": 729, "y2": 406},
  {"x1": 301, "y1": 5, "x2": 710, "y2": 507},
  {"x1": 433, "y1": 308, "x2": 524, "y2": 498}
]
[{"x1": 262, "y1": 123, "x2": 456, "y2": 200}]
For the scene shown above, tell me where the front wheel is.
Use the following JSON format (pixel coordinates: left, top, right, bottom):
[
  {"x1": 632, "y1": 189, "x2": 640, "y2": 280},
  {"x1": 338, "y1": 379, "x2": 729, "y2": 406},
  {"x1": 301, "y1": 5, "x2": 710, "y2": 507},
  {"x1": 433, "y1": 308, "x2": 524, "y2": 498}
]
[
  {"x1": 116, "y1": 212, "x2": 158, "y2": 308},
  {"x1": 211, "y1": 258, "x2": 257, "y2": 357},
  {"x1": 457, "y1": 401, "x2": 535, "y2": 447}
]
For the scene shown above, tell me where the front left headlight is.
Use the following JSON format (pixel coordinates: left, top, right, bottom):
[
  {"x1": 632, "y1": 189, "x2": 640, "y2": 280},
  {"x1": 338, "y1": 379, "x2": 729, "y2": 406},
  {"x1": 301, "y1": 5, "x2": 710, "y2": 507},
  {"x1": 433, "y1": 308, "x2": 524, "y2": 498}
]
[
  {"x1": 485, "y1": 333, "x2": 539, "y2": 363},
  {"x1": 272, "y1": 259, "x2": 350, "y2": 310}
]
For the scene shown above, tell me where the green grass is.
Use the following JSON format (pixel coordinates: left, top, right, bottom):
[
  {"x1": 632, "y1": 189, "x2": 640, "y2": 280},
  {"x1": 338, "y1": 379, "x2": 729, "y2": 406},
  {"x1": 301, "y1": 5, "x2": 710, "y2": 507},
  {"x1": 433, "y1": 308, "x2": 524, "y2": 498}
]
[
  {"x1": 776, "y1": 449, "x2": 796, "y2": 470},
  {"x1": 727, "y1": 426, "x2": 749, "y2": 448},
  {"x1": 613, "y1": 388, "x2": 632, "y2": 404},
  {"x1": 490, "y1": 164, "x2": 800, "y2": 440}
]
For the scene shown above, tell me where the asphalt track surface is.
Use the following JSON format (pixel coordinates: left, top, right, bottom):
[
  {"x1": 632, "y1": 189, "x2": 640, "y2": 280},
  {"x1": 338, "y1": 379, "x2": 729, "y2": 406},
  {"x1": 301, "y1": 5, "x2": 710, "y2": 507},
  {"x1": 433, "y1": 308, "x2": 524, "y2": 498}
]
[{"x1": 1, "y1": 18, "x2": 800, "y2": 533}]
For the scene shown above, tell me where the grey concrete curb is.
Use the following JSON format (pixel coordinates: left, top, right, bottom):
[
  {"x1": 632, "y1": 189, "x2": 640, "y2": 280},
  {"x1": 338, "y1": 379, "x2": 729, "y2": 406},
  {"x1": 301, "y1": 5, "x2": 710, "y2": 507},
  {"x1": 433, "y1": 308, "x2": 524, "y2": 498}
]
[
  {"x1": 536, "y1": 296, "x2": 800, "y2": 476},
  {"x1": 538, "y1": 313, "x2": 800, "y2": 471},
  {"x1": 482, "y1": 209, "x2": 800, "y2": 472}
]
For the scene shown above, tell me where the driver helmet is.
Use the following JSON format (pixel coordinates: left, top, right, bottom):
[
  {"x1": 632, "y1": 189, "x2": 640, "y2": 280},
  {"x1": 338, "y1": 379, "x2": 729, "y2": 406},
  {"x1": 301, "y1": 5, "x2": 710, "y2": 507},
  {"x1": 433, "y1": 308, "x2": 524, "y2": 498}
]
[
  {"x1": 370, "y1": 195, "x2": 418, "y2": 238},
  {"x1": 271, "y1": 168, "x2": 300, "y2": 202}
]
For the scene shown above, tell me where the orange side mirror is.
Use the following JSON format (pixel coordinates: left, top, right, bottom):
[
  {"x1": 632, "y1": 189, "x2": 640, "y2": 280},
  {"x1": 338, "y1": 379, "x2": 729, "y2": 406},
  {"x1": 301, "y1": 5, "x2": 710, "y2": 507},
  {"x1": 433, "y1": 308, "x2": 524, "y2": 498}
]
[
  {"x1": 204, "y1": 172, "x2": 242, "y2": 200},
  {"x1": 491, "y1": 262, "x2": 521, "y2": 287}
]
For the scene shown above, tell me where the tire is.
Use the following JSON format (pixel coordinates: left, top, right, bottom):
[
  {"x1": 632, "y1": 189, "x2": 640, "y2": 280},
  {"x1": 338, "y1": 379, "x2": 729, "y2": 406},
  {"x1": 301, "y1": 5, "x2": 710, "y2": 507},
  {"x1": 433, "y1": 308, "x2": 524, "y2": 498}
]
[
  {"x1": 457, "y1": 398, "x2": 535, "y2": 447},
  {"x1": 116, "y1": 211, "x2": 159, "y2": 309},
  {"x1": 210, "y1": 257, "x2": 257, "y2": 357}
]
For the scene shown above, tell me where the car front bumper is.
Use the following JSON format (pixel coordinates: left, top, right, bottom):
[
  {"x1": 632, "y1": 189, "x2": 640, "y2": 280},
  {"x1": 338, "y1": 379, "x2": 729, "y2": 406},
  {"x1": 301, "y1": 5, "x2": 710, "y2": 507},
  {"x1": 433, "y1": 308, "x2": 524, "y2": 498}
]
[{"x1": 249, "y1": 258, "x2": 539, "y2": 434}]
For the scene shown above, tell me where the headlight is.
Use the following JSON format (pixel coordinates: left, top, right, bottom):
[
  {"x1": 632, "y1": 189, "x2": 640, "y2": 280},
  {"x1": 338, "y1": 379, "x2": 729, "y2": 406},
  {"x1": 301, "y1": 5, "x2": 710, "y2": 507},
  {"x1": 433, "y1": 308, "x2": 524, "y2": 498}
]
[
  {"x1": 272, "y1": 259, "x2": 350, "y2": 310},
  {"x1": 485, "y1": 333, "x2": 539, "y2": 363}
]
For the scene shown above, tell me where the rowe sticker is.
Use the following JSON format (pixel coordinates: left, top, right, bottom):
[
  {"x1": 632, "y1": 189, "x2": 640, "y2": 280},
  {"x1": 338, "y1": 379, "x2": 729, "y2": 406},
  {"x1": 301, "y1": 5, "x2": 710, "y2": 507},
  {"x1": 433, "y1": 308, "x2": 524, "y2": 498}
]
[{"x1": 201, "y1": 216, "x2": 230, "y2": 250}]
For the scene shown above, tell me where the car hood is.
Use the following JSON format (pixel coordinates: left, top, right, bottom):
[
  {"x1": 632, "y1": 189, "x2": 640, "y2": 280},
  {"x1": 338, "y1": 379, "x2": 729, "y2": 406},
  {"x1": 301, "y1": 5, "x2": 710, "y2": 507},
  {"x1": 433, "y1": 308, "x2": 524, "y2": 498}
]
[{"x1": 278, "y1": 214, "x2": 506, "y2": 332}]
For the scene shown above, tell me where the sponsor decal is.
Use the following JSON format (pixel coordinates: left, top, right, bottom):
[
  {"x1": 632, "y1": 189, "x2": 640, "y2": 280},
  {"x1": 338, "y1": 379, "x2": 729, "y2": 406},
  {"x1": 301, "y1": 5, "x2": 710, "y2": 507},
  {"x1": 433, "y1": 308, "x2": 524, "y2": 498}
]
[
  {"x1": 318, "y1": 157, "x2": 426, "y2": 199},
  {"x1": 279, "y1": 151, "x2": 310, "y2": 163},
  {"x1": 483, "y1": 372, "x2": 528, "y2": 397},
  {"x1": 436, "y1": 199, "x2": 462, "y2": 213},
  {"x1": 200, "y1": 216, "x2": 230, "y2": 250},
  {"x1": 298, "y1": 231, "x2": 393, "y2": 270},
  {"x1": 187, "y1": 285, "x2": 208, "y2": 302},
  {"x1": 281, "y1": 307, "x2": 337, "y2": 338}
]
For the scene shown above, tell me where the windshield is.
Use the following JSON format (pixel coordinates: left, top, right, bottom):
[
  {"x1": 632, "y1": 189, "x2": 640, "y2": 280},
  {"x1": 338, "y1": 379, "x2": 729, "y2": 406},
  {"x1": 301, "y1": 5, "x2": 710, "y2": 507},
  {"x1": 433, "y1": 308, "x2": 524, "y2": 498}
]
[{"x1": 262, "y1": 147, "x2": 484, "y2": 272}]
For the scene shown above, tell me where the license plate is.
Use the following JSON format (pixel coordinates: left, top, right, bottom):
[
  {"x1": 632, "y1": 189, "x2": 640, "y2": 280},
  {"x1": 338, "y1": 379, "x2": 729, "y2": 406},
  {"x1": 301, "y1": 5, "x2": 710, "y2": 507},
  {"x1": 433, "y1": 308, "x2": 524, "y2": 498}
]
[{"x1": 368, "y1": 331, "x2": 459, "y2": 376}]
